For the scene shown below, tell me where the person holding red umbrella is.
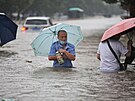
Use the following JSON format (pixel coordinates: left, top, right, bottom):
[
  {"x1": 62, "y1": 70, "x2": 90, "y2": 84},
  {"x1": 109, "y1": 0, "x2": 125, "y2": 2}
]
[
  {"x1": 97, "y1": 34, "x2": 132, "y2": 73},
  {"x1": 96, "y1": 18, "x2": 135, "y2": 73}
]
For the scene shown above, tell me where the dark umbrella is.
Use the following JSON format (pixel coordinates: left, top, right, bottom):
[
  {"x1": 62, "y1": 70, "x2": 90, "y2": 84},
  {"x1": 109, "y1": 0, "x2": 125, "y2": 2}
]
[{"x1": 0, "y1": 13, "x2": 18, "y2": 46}]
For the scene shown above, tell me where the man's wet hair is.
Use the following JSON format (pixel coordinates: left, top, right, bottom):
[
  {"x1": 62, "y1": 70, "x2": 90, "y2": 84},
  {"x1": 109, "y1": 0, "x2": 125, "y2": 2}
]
[
  {"x1": 110, "y1": 34, "x2": 121, "y2": 40},
  {"x1": 58, "y1": 30, "x2": 67, "y2": 37}
]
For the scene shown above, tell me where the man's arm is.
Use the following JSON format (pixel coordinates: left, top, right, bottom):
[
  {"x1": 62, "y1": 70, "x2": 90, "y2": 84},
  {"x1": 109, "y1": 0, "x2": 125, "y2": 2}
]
[
  {"x1": 48, "y1": 43, "x2": 58, "y2": 61},
  {"x1": 59, "y1": 49, "x2": 75, "y2": 61},
  {"x1": 97, "y1": 53, "x2": 100, "y2": 60},
  {"x1": 48, "y1": 55, "x2": 57, "y2": 61},
  {"x1": 125, "y1": 40, "x2": 132, "y2": 57}
]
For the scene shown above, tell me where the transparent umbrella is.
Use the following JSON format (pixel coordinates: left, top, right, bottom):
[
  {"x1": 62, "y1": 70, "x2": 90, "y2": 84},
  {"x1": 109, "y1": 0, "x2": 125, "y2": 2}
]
[{"x1": 31, "y1": 23, "x2": 83, "y2": 56}]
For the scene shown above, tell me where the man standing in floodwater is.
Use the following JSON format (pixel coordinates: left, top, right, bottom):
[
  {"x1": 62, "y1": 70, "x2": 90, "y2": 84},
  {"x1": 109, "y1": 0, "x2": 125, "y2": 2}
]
[
  {"x1": 97, "y1": 34, "x2": 132, "y2": 73},
  {"x1": 48, "y1": 30, "x2": 76, "y2": 67}
]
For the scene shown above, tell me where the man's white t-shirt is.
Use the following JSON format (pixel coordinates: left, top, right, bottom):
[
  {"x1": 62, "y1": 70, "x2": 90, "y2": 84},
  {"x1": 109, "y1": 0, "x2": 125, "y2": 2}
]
[{"x1": 97, "y1": 39, "x2": 128, "y2": 72}]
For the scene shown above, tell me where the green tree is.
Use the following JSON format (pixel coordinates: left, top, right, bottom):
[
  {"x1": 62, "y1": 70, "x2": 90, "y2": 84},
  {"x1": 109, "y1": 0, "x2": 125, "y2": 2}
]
[
  {"x1": 0, "y1": 0, "x2": 34, "y2": 19},
  {"x1": 13, "y1": 0, "x2": 34, "y2": 20},
  {"x1": 0, "y1": 0, "x2": 13, "y2": 15},
  {"x1": 102, "y1": 0, "x2": 135, "y2": 17},
  {"x1": 28, "y1": 0, "x2": 65, "y2": 16},
  {"x1": 0, "y1": 0, "x2": 123, "y2": 19}
]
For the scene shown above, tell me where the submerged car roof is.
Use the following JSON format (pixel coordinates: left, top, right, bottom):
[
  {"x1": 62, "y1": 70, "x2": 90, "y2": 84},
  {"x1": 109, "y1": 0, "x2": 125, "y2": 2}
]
[{"x1": 26, "y1": 16, "x2": 50, "y2": 20}]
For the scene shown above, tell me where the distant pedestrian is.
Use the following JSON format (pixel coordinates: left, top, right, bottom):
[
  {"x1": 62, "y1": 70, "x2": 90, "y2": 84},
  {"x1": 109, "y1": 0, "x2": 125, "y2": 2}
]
[
  {"x1": 97, "y1": 34, "x2": 132, "y2": 72},
  {"x1": 48, "y1": 30, "x2": 76, "y2": 67}
]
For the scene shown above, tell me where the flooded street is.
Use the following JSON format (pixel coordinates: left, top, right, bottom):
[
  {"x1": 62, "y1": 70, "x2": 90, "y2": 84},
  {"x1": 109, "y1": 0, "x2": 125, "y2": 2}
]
[{"x1": 0, "y1": 16, "x2": 135, "y2": 101}]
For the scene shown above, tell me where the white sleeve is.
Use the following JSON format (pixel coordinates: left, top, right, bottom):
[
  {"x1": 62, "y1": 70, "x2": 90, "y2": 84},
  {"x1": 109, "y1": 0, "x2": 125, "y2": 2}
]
[{"x1": 97, "y1": 43, "x2": 101, "y2": 54}]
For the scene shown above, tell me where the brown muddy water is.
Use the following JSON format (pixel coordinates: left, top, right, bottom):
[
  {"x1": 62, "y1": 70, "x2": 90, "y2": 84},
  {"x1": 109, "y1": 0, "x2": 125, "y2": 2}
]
[{"x1": 0, "y1": 16, "x2": 135, "y2": 101}]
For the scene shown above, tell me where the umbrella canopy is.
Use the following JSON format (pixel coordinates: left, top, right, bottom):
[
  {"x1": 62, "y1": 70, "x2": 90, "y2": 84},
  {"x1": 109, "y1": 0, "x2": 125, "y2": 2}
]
[
  {"x1": 0, "y1": 13, "x2": 18, "y2": 46},
  {"x1": 101, "y1": 18, "x2": 135, "y2": 42},
  {"x1": 68, "y1": 7, "x2": 84, "y2": 12},
  {"x1": 31, "y1": 23, "x2": 83, "y2": 56}
]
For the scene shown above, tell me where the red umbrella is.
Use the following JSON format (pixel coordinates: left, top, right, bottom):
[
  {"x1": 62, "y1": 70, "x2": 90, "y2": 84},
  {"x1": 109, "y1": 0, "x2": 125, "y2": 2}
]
[{"x1": 101, "y1": 18, "x2": 135, "y2": 42}]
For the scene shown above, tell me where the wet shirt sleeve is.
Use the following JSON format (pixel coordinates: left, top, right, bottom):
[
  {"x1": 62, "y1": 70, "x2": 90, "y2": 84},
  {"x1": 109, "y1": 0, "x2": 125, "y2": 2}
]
[
  {"x1": 49, "y1": 43, "x2": 56, "y2": 56},
  {"x1": 97, "y1": 43, "x2": 101, "y2": 54},
  {"x1": 68, "y1": 45, "x2": 76, "y2": 56},
  {"x1": 70, "y1": 47, "x2": 76, "y2": 56}
]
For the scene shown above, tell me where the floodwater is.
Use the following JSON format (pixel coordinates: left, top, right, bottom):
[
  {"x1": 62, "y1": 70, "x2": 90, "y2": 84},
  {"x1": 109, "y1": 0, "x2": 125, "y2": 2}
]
[{"x1": 0, "y1": 16, "x2": 135, "y2": 101}]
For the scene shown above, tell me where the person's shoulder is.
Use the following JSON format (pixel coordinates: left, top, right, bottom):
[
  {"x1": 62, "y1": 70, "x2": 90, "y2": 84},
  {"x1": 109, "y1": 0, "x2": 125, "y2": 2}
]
[
  {"x1": 113, "y1": 40, "x2": 123, "y2": 45},
  {"x1": 52, "y1": 41, "x2": 58, "y2": 45},
  {"x1": 110, "y1": 39, "x2": 124, "y2": 48},
  {"x1": 51, "y1": 41, "x2": 59, "y2": 47},
  {"x1": 99, "y1": 41, "x2": 106, "y2": 46},
  {"x1": 67, "y1": 42, "x2": 75, "y2": 48}
]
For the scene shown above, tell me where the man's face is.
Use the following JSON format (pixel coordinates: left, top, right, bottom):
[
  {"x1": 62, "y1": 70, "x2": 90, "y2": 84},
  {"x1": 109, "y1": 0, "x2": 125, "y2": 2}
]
[{"x1": 58, "y1": 31, "x2": 67, "y2": 41}]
